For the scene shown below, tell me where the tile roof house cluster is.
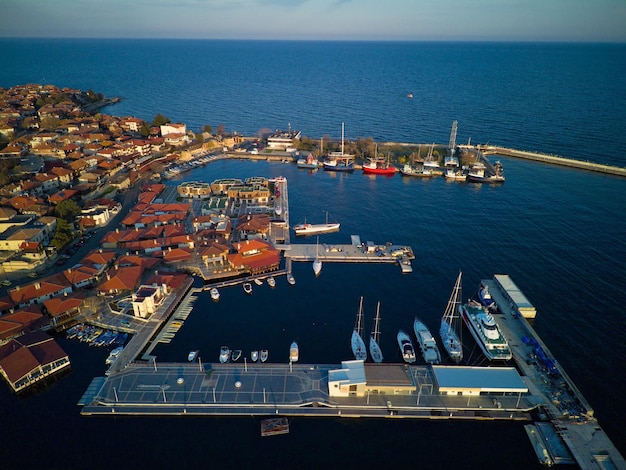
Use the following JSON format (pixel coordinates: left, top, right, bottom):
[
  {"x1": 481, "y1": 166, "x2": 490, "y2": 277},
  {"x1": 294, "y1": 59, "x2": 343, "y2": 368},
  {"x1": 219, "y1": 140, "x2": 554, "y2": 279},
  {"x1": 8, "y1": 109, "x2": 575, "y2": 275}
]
[{"x1": 228, "y1": 239, "x2": 280, "y2": 275}]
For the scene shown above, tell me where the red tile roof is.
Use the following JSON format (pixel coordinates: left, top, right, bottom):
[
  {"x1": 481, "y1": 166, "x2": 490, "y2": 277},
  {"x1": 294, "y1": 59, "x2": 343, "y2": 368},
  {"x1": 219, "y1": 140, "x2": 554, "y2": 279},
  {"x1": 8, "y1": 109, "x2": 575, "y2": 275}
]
[
  {"x1": 43, "y1": 293, "x2": 86, "y2": 317},
  {"x1": 97, "y1": 265, "x2": 143, "y2": 293}
]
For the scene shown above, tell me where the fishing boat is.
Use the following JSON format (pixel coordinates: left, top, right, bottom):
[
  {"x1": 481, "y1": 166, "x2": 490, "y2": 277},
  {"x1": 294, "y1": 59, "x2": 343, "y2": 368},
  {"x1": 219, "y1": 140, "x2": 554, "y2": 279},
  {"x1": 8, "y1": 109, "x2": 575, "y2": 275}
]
[
  {"x1": 423, "y1": 143, "x2": 443, "y2": 175},
  {"x1": 188, "y1": 350, "x2": 199, "y2": 362},
  {"x1": 231, "y1": 349, "x2": 242, "y2": 362},
  {"x1": 105, "y1": 346, "x2": 123, "y2": 365},
  {"x1": 369, "y1": 301, "x2": 384, "y2": 363},
  {"x1": 460, "y1": 300, "x2": 512, "y2": 361},
  {"x1": 351, "y1": 296, "x2": 368, "y2": 361},
  {"x1": 289, "y1": 341, "x2": 299, "y2": 362},
  {"x1": 243, "y1": 282, "x2": 253, "y2": 294},
  {"x1": 445, "y1": 167, "x2": 467, "y2": 181},
  {"x1": 219, "y1": 346, "x2": 230, "y2": 363},
  {"x1": 477, "y1": 283, "x2": 497, "y2": 312},
  {"x1": 251, "y1": 350, "x2": 259, "y2": 362},
  {"x1": 440, "y1": 271, "x2": 464, "y2": 363},
  {"x1": 287, "y1": 273, "x2": 296, "y2": 285},
  {"x1": 293, "y1": 211, "x2": 340, "y2": 236},
  {"x1": 210, "y1": 287, "x2": 220, "y2": 301},
  {"x1": 400, "y1": 163, "x2": 434, "y2": 177},
  {"x1": 323, "y1": 122, "x2": 355, "y2": 172},
  {"x1": 297, "y1": 154, "x2": 320, "y2": 169},
  {"x1": 260, "y1": 349, "x2": 269, "y2": 362},
  {"x1": 267, "y1": 276, "x2": 276, "y2": 288},
  {"x1": 312, "y1": 236, "x2": 322, "y2": 276},
  {"x1": 467, "y1": 161, "x2": 505, "y2": 183},
  {"x1": 260, "y1": 417, "x2": 290, "y2": 437},
  {"x1": 413, "y1": 317, "x2": 441, "y2": 364},
  {"x1": 397, "y1": 329, "x2": 416, "y2": 363},
  {"x1": 363, "y1": 146, "x2": 395, "y2": 175}
]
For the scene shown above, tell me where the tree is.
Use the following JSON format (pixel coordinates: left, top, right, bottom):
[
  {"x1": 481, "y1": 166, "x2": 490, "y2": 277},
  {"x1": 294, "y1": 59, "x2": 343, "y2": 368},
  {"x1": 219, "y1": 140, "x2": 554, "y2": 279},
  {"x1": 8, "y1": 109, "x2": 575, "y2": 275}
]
[
  {"x1": 55, "y1": 199, "x2": 81, "y2": 221},
  {"x1": 152, "y1": 113, "x2": 170, "y2": 127},
  {"x1": 203, "y1": 124, "x2": 212, "y2": 135},
  {"x1": 50, "y1": 218, "x2": 73, "y2": 250},
  {"x1": 139, "y1": 123, "x2": 150, "y2": 137},
  {"x1": 216, "y1": 124, "x2": 225, "y2": 137},
  {"x1": 195, "y1": 132, "x2": 204, "y2": 144}
]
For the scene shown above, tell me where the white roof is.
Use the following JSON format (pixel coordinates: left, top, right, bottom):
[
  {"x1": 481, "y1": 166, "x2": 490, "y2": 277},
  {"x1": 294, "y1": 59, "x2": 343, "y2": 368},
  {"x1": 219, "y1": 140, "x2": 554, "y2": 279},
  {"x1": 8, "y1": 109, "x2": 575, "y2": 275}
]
[
  {"x1": 328, "y1": 360, "x2": 366, "y2": 385},
  {"x1": 432, "y1": 365, "x2": 528, "y2": 393}
]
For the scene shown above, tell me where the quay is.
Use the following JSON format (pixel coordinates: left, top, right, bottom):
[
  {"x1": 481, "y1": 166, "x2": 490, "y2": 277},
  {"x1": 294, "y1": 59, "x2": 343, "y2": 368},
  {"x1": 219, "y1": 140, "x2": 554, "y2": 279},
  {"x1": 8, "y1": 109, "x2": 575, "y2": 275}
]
[{"x1": 479, "y1": 145, "x2": 626, "y2": 177}]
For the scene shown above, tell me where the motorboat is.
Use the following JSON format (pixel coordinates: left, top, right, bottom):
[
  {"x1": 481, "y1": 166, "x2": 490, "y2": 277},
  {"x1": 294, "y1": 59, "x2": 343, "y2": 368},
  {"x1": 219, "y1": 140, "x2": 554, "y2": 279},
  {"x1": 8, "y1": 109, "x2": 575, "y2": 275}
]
[
  {"x1": 445, "y1": 167, "x2": 467, "y2": 181},
  {"x1": 400, "y1": 163, "x2": 434, "y2": 177},
  {"x1": 231, "y1": 349, "x2": 242, "y2": 362},
  {"x1": 105, "y1": 346, "x2": 123, "y2": 365},
  {"x1": 219, "y1": 346, "x2": 230, "y2": 363},
  {"x1": 251, "y1": 350, "x2": 259, "y2": 362},
  {"x1": 260, "y1": 349, "x2": 269, "y2": 362},
  {"x1": 467, "y1": 161, "x2": 505, "y2": 183},
  {"x1": 413, "y1": 316, "x2": 441, "y2": 364},
  {"x1": 397, "y1": 329, "x2": 416, "y2": 363},
  {"x1": 460, "y1": 300, "x2": 512, "y2": 361},
  {"x1": 287, "y1": 273, "x2": 296, "y2": 285},
  {"x1": 267, "y1": 277, "x2": 276, "y2": 288},
  {"x1": 289, "y1": 341, "x2": 299, "y2": 362},
  {"x1": 297, "y1": 155, "x2": 320, "y2": 169},
  {"x1": 254, "y1": 278, "x2": 263, "y2": 286},
  {"x1": 369, "y1": 301, "x2": 384, "y2": 363},
  {"x1": 440, "y1": 271, "x2": 464, "y2": 363},
  {"x1": 188, "y1": 350, "x2": 199, "y2": 362},
  {"x1": 210, "y1": 287, "x2": 220, "y2": 301},
  {"x1": 477, "y1": 283, "x2": 497, "y2": 312},
  {"x1": 362, "y1": 157, "x2": 396, "y2": 175},
  {"x1": 351, "y1": 297, "x2": 368, "y2": 361},
  {"x1": 243, "y1": 282, "x2": 253, "y2": 294}
]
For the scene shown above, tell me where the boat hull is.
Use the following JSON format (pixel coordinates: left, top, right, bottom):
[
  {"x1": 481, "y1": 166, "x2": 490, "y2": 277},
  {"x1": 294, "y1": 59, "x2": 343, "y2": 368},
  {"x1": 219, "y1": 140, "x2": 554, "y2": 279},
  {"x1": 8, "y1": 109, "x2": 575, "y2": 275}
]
[
  {"x1": 397, "y1": 330, "x2": 416, "y2": 363},
  {"x1": 363, "y1": 166, "x2": 396, "y2": 175},
  {"x1": 413, "y1": 317, "x2": 441, "y2": 364},
  {"x1": 293, "y1": 222, "x2": 340, "y2": 236},
  {"x1": 351, "y1": 330, "x2": 368, "y2": 361},
  {"x1": 439, "y1": 321, "x2": 463, "y2": 363},
  {"x1": 369, "y1": 337, "x2": 383, "y2": 363},
  {"x1": 460, "y1": 304, "x2": 512, "y2": 361}
]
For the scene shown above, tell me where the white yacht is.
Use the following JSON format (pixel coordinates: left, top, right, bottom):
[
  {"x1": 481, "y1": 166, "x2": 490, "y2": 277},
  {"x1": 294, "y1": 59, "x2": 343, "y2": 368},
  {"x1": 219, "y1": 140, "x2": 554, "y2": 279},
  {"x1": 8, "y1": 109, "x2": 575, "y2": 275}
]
[
  {"x1": 460, "y1": 300, "x2": 512, "y2": 361},
  {"x1": 210, "y1": 287, "x2": 220, "y2": 301},
  {"x1": 397, "y1": 330, "x2": 416, "y2": 363},
  {"x1": 219, "y1": 346, "x2": 230, "y2": 363},
  {"x1": 413, "y1": 316, "x2": 441, "y2": 364},
  {"x1": 440, "y1": 272, "x2": 464, "y2": 363}
]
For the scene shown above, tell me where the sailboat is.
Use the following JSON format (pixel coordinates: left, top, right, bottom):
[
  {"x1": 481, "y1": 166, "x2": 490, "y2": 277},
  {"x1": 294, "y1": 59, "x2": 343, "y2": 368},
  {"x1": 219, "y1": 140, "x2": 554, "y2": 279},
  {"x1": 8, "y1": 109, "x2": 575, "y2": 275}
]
[
  {"x1": 439, "y1": 271, "x2": 464, "y2": 363},
  {"x1": 312, "y1": 236, "x2": 322, "y2": 276},
  {"x1": 351, "y1": 296, "x2": 368, "y2": 361},
  {"x1": 369, "y1": 301, "x2": 384, "y2": 363},
  {"x1": 323, "y1": 122, "x2": 355, "y2": 172},
  {"x1": 293, "y1": 211, "x2": 340, "y2": 236}
]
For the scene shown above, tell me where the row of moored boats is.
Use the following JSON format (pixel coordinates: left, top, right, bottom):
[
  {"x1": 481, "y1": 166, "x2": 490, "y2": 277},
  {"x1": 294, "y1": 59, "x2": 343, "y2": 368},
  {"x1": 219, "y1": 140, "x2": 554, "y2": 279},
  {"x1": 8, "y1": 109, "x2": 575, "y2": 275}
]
[{"x1": 351, "y1": 272, "x2": 512, "y2": 365}]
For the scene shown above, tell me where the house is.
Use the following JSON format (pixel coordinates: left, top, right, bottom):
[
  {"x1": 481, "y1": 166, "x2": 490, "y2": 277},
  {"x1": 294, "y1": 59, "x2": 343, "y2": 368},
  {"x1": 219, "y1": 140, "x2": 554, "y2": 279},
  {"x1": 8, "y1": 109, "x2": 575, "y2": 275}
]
[
  {"x1": 62, "y1": 264, "x2": 100, "y2": 289},
  {"x1": 7, "y1": 274, "x2": 73, "y2": 309},
  {"x1": 267, "y1": 130, "x2": 301, "y2": 151},
  {"x1": 0, "y1": 331, "x2": 70, "y2": 392},
  {"x1": 97, "y1": 265, "x2": 144, "y2": 295},
  {"x1": 0, "y1": 306, "x2": 49, "y2": 342},
  {"x1": 227, "y1": 239, "x2": 281, "y2": 275},
  {"x1": 236, "y1": 213, "x2": 271, "y2": 240},
  {"x1": 42, "y1": 293, "x2": 86, "y2": 328}
]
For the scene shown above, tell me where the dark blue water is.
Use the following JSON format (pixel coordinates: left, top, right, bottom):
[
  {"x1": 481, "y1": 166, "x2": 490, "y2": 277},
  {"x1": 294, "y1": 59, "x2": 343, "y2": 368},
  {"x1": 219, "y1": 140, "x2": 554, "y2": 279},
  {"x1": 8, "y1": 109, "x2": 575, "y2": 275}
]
[{"x1": 0, "y1": 40, "x2": 625, "y2": 468}]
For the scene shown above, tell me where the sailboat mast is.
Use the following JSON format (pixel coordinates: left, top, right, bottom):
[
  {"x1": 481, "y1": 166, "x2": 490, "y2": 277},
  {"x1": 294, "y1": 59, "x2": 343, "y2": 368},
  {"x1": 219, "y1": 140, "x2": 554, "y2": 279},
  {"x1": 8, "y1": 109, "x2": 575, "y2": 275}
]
[{"x1": 341, "y1": 122, "x2": 345, "y2": 155}]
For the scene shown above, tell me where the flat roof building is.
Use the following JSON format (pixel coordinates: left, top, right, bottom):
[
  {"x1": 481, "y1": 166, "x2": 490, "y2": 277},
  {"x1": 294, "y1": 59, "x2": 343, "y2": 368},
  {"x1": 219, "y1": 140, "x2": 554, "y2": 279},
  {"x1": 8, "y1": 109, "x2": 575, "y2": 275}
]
[{"x1": 432, "y1": 365, "x2": 528, "y2": 396}]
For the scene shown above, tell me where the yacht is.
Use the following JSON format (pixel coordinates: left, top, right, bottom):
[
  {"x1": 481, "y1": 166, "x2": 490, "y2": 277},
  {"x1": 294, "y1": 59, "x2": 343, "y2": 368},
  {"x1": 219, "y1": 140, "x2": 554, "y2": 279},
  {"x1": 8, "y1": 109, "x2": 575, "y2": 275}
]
[
  {"x1": 251, "y1": 350, "x2": 259, "y2": 362},
  {"x1": 413, "y1": 317, "x2": 441, "y2": 364},
  {"x1": 210, "y1": 287, "x2": 220, "y2": 301},
  {"x1": 293, "y1": 212, "x2": 340, "y2": 236},
  {"x1": 260, "y1": 349, "x2": 269, "y2": 362},
  {"x1": 219, "y1": 346, "x2": 230, "y2": 363},
  {"x1": 105, "y1": 346, "x2": 123, "y2": 365},
  {"x1": 397, "y1": 330, "x2": 416, "y2": 363},
  {"x1": 254, "y1": 278, "x2": 263, "y2": 286},
  {"x1": 243, "y1": 282, "x2": 253, "y2": 294},
  {"x1": 323, "y1": 122, "x2": 355, "y2": 172},
  {"x1": 351, "y1": 297, "x2": 368, "y2": 361},
  {"x1": 188, "y1": 350, "x2": 199, "y2": 362},
  {"x1": 231, "y1": 349, "x2": 242, "y2": 362},
  {"x1": 460, "y1": 300, "x2": 512, "y2": 361},
  {"x1": 477, "y1": 283, "x2": 497, "y2": 312},
  {"x1": 287, "y1": 273, "x2": 296, "y2": 285}
]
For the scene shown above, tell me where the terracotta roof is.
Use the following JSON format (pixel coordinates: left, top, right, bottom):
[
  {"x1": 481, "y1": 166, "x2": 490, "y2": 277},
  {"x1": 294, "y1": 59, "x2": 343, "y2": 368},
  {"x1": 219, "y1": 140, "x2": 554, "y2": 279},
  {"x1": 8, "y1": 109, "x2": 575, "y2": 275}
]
[
  {"x1": 62, "y1": 264, "x2": 99, "y2": 285},
  {"x1": 49, "y1": 189, "x2": 78, "y2": 204},
  {"x1": 158, "y1": 247, "x2": 192, "y2": 262},
  {"x1": 0, "y1": 332, "x2": 68, "y2": 385},
  {"x1": 137, "y1": 191, "x2": 157, "y2": 205},
  {"x1": 144, "y1": 272, "x2": 189, "y2": 290},
  {"x1": 97, "y1": 265, "x2": 144, "y2": 293},
  {"x1": 8, "y1": 274, "x2": 72, "y2": 305},
  {"x1": 227, "y1": 250, "x2": 281, "y2": 271},
  {"x1": 116, "y1": 254, "x2": 160, "y2": 269},
  {"x1": 81, "y1": 249, "x2": 117, "y2": 267},
  {"x1": 42, "y1": 293, "x2": 86, "y2": 317},
  {"x1": 233, "y1": 239, "x2": 274, "y2": 254}
]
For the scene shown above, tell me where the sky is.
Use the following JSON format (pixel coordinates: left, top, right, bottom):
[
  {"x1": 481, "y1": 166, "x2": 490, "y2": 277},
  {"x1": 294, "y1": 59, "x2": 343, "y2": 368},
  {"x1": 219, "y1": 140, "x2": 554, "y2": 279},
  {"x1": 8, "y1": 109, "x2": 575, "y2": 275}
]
[{"x1": 1, "y1": 0, "x2": 625, "y2": 42}]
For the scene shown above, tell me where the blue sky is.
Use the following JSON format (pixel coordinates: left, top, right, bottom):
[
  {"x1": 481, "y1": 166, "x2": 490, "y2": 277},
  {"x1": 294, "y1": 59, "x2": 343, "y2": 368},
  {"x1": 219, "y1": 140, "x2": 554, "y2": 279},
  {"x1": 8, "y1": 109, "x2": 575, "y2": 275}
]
[{"x1": 1, "y1": 0, "x2": 625, "y2": 42}]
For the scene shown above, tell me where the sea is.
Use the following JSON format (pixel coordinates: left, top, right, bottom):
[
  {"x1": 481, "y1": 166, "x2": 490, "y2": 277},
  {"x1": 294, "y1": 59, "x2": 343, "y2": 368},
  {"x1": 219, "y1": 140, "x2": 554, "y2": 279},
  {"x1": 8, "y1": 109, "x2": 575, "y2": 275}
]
[{"x1": 0, "y1": 39, "x2": 625, "y2": 469}]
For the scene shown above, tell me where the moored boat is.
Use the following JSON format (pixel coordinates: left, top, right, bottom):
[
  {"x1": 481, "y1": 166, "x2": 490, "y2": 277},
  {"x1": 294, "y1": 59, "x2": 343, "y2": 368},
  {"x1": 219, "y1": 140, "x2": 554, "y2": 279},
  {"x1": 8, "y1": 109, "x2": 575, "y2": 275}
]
[
  {"x1": 254, "y1": 278, "x2": 263, "y2": 286},
  {"x1": 460, "y1": 300, "x2": 512, "y2": 361},
  {"x1": 260, "y1": 349, "x2": 269, "y2": 362},
  {"x1": 267, "y1": 276, "x2": 276, "y2": 288},
  {"x1": 397, "y1": 329, "x2": 416, "y2": 363},
  {"x1": 440, "y1": 271, "x2": 464, "y2": 363},
  {"x1": 351, "y1": 296, "x2": 368, "y2": 361},
  {"x1": 243, "y1": 282, "x2": 253, "y2": 294},
  {"x1": 312, "y1": 236, "x2": 322, "y2": 276},
  {"x1": 477, "y1": 283, "x2": 497, "y2": 312},
  {"x1": 219, "y1": 346, "x2": 230, "y2": 363},
  {"x1": 231, "y1": 349, "x2": 242, "y2": 362},
  {"x1": 323, "y1": 122, "x2": 355, "y2": 172},
  {"x1": 369, "y1": 301, "x2": 384, "y2": 363},
  {"x1": 188, "y1": 350, "x2": 199, "y2": 362},
  {"x1": 293, "y1": 211, "x2": 340, "y2": 236},
  {"x1": 287, "y1": 273, "x2": 296, "y2": 285},
  {"x1": 105, "y1": 346, "x2": 123, "y2": 365},
  {"x1": 467, "y1": 161, "x2": 505, "y2": 183},
  {"x1": 289, "y1": 341, "x2": 299, "y2": 362},
  {"x1": 413, "y1": 316, "x2": 441, "y2": 364},
  {"x1": 210, "y1": 287, "x2": 220, "y2": 301},
  {"x1": 297, "y1": 154, "x2": 320, "y2": 169},
  {"x1": 362, "y1": 156, "x2": 396, "y2": 175},
  {"x1": 251, "y1": 350, "x2": 259, "y2": 362}
]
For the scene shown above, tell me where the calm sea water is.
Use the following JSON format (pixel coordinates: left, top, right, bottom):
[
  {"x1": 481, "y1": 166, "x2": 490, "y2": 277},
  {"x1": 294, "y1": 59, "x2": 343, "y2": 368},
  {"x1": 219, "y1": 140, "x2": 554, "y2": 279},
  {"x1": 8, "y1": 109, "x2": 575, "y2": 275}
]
[{"x1": 0, "y1": 40, "x2": 625, "y2": 469}]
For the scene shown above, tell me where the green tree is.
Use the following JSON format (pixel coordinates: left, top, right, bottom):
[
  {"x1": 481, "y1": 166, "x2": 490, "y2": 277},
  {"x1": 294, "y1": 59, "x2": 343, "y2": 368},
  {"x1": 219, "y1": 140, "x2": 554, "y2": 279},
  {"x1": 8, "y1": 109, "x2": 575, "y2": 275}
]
[
  {"x1": 216, "y1": 124, "x2": 225, "y2": 136},
  {"x1": 50, "y1": 218, "x2": 74, "y2": 250},
  {"x1": 203, "y1": 124, "x2": 212, "y2": 134},
  {"x1": 195, "y1": 132, "x2": 204, "y2": 144},
  {"x1": 139, "y1": 123, "x2": 150, "y2": 137},
  {"x1": 55, "y1": 199, "x2": 81, "y2": 221},
  {"x1": 152, "y1": 113, "x2": 170, "y2": 127}
]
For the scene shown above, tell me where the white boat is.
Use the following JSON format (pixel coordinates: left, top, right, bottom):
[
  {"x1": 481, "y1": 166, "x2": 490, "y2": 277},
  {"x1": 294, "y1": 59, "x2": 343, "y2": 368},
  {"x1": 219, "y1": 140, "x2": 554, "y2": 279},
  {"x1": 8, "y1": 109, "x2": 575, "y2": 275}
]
[
  {"x1": 260, "y1": 349, "x2": 269, "y2": 362},
  {"x1": 323, "y1": 123, "x2": 355, "y2": 172},
  {"x1": 294, "y1": 212, "x2": 340, "y2": 236},
  {"x1": 413, "y1": 316, "x2": 441, "y2": 364},
  {"x1": 231, "y1": 349, "x2": 242, "y2": 362},
  {"x1": 440, "y1": 271, "x2": 464, "y2": 363},
  {"x1": 251, "y1": 350, "x2": 259, "y2": 362},
  {"x1": 351, "y1": 296, "x2": 368, "y2": 361},
  {"x1": 477, "y1": 283, "x2": 497, "y2": 312},
  {"x1": 243, "y1": 282, "x2": 253, "y2": 294},
  {"x1": 188, "y1": 350, "x2": 199, "y2": 362},
  {"x1": 219, "y1": 346, "x2": 230, "y2": 363},
  {"x1": 445, "y1": 167, "x2": 467, "y2": 181},
  {"x1": 312, "y1": 236, "x2": 322, "y2": 276},
  {"x1": 289, "y1": 341, "x2": 299, "y2": 362},
  {"x1": 210, "y1": 287, "x2": 220, "y2": 301},
  {"x1": 397, "y1": 329, "x2": 416, "y2": 363},
  {"x1": 460, "y1": 300, "x2": 512, "y2": 361},
  {"x1": 369, "y1": 301, "x2": 384, "y2": 363},
  {"x1": 287, "y1": 273, "x2": 296, "y2": 285},
  {"x1": 254, "y1": 278, "x2": 263, "y2": 286},
  {"x1": 267, "y1": 277, "x2": 276, "y2": 288},
  {"x1": 467, "y1": 160, "x2": 505, "y2": 183},
  {"x1": 105, "y1": 346, "x2": 123, "y2": 365}
]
